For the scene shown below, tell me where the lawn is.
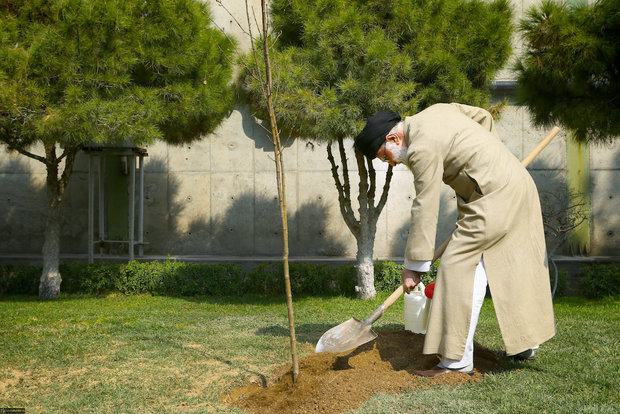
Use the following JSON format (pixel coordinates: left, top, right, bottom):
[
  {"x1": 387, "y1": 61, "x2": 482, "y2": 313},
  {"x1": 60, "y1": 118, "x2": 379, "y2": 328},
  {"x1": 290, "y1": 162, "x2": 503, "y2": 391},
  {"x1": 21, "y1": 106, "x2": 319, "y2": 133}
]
[{"x1": 0, "y1": 292, "x2": 618, "y2": 413}]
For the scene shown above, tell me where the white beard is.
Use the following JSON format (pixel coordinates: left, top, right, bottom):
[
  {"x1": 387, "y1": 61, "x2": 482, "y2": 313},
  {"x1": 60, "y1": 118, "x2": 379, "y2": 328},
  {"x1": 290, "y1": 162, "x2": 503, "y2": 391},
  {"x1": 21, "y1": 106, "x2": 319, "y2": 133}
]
[{"x1": 385, "y1": 141, "x2": 409, "y2": 164}]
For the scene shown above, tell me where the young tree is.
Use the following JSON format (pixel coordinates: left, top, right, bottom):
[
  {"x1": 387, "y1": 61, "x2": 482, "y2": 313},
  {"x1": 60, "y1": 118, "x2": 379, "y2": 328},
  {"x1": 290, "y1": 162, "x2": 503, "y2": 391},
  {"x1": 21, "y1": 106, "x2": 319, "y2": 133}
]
[
  {"x1": 0, "y1": 0, "x2": 235, "y2": 298},
  {"x1": 215, "y1": 0, "x2": 299, "y2": 383},
  {"x1": 238, "y1": 0, "x2": 513, "y2": 298}
]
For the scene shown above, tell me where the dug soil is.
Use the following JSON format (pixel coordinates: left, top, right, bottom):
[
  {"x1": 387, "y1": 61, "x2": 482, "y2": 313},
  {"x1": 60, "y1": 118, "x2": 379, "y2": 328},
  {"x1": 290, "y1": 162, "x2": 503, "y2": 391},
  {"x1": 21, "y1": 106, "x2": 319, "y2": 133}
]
[{"x1": 223, "y1": 330, "x2": 500, "y2": 413}]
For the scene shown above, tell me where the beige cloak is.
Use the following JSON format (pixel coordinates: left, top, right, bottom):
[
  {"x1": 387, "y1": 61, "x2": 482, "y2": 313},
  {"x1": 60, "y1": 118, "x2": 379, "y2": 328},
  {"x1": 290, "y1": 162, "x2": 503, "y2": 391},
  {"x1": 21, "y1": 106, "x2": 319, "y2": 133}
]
[{"x1": 403, "y1": 103, "x2": 556, "y2": 358}]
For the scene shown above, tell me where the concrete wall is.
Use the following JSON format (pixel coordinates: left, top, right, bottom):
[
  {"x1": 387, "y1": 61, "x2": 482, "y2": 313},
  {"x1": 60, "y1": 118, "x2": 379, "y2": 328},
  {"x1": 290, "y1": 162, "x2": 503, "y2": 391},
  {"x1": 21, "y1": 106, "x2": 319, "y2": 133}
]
[{"x1": 1, "y1": 0, "x2": 618, "y2": 260}]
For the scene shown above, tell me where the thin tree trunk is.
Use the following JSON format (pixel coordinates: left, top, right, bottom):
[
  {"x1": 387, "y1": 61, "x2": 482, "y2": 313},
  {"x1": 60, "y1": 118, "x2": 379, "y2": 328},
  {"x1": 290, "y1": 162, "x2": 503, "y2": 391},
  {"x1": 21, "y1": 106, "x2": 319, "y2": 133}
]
[
  {"x1": 40, "y1": 191, "x2": 62, "y2": 299},
  {"x1": 355, "y1": 222, "x2": 377, "y2": 299},
  {"x1": 39, "y1": 144, "x2": 77, "y2": 299},
  {"x1": 260, "y1": 0, "x2": 298, "y2": 384}
]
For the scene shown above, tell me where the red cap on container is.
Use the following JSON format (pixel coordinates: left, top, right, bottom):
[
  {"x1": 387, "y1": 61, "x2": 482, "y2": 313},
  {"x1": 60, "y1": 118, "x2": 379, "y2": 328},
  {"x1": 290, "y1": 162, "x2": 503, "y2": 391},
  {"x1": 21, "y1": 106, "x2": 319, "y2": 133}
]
[{"x1": 424, "y1": 282, "x2": 435, "y2": 299}]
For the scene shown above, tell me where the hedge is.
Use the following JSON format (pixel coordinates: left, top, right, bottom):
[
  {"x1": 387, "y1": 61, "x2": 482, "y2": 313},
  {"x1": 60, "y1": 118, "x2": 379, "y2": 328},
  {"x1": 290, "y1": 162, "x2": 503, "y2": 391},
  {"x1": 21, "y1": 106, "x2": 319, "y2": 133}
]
[
  {"x1": 7, "y1": 260, "x2": 614, "y2": 298},
  {"x1": 579, "y1": 263, "x2": 620, "y2": 299},
  {"x1": 0, "y1": 260, "x2": 424, "y2": 297}
]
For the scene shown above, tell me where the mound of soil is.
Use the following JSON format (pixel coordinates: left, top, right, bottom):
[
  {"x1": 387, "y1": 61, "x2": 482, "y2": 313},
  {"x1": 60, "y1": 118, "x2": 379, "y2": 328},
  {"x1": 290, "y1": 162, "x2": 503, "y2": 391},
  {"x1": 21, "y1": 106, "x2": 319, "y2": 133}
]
[{"x1": 223, "y1": 330, "x2": 500, "y2": 413}]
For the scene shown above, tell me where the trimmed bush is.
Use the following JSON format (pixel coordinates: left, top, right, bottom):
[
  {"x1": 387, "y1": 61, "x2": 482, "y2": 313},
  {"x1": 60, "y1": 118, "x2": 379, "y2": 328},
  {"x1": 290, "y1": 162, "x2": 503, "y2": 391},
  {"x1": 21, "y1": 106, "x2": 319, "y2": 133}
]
[
  {"x1": 374, "y1": 260, "x2": 439, "y2": 292},
  {"x1": 116, "y1": 261, "x2": 246, "y2": 296},
  {"x1": 579, "y1": 263, "x2": 620, "y2": 299},
  {"x1": 60, "y1": 262, "x2": 122, "y2": 294},
  {"x1": 0, "y1": 258, "x2": 445, "y2": 297},
  {"x1": 374, "y1": 261, "x2": 404, "y2": 292},
  {"x1": 159, "y1": 262, "x2": 244, "y2": 296},
  {"x1": 0, "y1": 264, "x2": 40, "y2": 295},
  {"x1": 247, "y1": 262, "x2": 357, "y2": 296}
]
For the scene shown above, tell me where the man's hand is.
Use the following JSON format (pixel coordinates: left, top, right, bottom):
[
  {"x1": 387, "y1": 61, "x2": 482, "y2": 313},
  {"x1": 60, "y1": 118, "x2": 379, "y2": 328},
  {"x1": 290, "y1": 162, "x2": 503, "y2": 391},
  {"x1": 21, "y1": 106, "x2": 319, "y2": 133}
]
[{"x1": 402, "y1": 268, "x2": 423, "y2": 294}]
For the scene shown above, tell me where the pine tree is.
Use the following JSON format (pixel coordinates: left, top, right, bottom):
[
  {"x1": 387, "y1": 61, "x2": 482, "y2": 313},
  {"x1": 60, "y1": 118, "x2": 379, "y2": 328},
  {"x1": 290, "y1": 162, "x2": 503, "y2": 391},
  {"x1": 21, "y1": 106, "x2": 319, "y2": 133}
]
[
  {"x1": 0, "y1": 0, "x2": 235, "y2": 298},
  {"x1": 515, "y1": 0, "x2": 620, "y2": 142},
  {"x1": 239, "y1": 0, "x2": 512, "y2": 298}
]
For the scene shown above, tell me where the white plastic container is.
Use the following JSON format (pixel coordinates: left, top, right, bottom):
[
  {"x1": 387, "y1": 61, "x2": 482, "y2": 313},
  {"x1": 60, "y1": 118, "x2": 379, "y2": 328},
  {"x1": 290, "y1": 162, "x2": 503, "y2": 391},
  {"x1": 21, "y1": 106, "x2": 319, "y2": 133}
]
[{"x1": 404, "y1": 282, "x2": 429, "y2": 334}]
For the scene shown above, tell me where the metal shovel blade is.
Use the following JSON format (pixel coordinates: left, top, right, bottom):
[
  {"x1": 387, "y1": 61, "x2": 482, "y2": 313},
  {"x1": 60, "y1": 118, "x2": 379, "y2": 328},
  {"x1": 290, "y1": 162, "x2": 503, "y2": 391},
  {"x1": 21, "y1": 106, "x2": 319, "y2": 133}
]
[{"x1": 315, "y1": 317, "x2": 377, "y2": 354}]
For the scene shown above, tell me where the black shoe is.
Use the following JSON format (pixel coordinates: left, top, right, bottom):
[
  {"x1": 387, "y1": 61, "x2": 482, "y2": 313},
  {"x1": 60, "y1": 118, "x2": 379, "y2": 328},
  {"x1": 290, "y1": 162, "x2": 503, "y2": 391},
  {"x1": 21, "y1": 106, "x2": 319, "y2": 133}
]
[{"x1": 511, "y1": 348, "x2": 535, "y2": 361}]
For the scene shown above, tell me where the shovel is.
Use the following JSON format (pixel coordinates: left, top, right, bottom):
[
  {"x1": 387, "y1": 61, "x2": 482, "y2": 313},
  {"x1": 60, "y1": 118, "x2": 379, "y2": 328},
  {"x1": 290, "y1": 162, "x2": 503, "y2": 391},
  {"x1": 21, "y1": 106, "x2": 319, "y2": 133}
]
[{"x1": 315, "y1": 126, "x2": 562, "y2": 354}]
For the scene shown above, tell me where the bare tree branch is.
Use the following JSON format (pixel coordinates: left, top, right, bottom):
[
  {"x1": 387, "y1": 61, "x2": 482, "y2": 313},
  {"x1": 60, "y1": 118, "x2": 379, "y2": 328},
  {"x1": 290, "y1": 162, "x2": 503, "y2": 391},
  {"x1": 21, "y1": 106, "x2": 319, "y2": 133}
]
[
  {"x1": 367, "y1": 157, "x2": 376, "y2": 207},
  {"x1": 245, "y1": 0, "x2": 268, "y2": 100},
  {"x1": 215, "y1": 0, "x2": 251, "y2": 36},
  {"x1": 12, "y1": 147, "x2": 48, "y2": 165},
  {"x1": 337, "y1": 137, "x2": 352, "y2": 208},
  {"x1": 210, "y1": 3, "x2": 265, "y2": 87},
  {"x1": 540, "y1": 188, "x2": 589, "y2": 255},
  {"x1": 355, "y1": 147, "x2": 370, "y2": 225},
  {"x1": 375, "y1": 164, "x2": 393, "y2": 216},
  {"x1": 327, "y1": 142, "x2": 359, "y2": 236}
]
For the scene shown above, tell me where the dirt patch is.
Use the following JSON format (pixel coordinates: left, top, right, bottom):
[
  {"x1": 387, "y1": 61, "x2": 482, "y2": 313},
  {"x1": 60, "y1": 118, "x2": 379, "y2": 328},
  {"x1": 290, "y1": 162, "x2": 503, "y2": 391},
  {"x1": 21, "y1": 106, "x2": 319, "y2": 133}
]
[
  {"x1": 0, "y1": 369, "x2": 31, "y2": 392},
  {"x1": 223, "y1": 330, "x2": 499, "y2": 414}
]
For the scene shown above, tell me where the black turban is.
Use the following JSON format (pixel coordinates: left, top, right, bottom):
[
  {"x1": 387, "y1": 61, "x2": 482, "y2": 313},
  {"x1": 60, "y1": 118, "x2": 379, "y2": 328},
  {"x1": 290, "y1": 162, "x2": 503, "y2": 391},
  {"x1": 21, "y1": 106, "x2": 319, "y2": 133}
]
[{"x1": 354, "y1": 110, "x2": 402, "y2": 158}]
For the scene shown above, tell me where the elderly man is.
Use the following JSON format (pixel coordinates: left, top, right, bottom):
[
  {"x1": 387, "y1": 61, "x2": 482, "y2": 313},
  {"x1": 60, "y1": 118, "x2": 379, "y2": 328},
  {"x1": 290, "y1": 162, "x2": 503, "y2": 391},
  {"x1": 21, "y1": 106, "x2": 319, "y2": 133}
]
[{"x1": 354, "y1": 103, "x2": 555, "y2": 377}]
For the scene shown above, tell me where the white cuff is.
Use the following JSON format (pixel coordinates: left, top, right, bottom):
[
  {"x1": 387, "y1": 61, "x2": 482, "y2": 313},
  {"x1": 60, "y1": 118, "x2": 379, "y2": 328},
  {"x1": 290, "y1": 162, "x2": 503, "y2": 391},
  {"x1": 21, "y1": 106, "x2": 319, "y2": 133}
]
[{"x1": 404, "y1": 259, "x2": 431, "y2": 272}]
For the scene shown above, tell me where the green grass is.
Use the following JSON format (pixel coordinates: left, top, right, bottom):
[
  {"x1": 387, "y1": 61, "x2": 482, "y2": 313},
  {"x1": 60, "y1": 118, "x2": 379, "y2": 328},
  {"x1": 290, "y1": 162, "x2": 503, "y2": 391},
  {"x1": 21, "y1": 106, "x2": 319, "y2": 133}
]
[{"x1": 0, "y1": 293, "x2": 618, "y2": 413}]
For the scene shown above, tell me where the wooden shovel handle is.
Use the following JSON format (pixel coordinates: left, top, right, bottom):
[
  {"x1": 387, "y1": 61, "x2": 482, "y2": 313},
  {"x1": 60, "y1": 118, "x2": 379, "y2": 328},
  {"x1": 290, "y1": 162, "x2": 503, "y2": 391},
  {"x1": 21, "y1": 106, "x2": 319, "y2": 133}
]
[
  {"x1": 521, "y1": 126, "x2": 562, "y2": 168},
  {"x1": 383, "y1": 126, "x2": 562, "y2": 312},
  {"x1": 383, "y1": 284, "x2": 405, "y2": 309}
]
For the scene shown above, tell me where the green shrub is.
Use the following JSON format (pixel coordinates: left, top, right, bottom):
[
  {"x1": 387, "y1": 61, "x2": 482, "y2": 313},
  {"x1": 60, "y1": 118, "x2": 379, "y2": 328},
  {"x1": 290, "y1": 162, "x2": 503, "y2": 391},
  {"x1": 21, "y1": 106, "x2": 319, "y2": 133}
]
[
  {"x1": 2, "y1": 259, "x2": 452, "y2": 297},
  {"x1": 247, "y1": 262, "x2": 285, "y2": 295},
  {"x1": 579, "y1": 263, "x2": 620, "y2": 299},
  {"x1": 374, "y1": 261, "x2": 403, "y2": 292},
  {"x1": 374, "y1": 260, "x2": 439, "y2": 292},
  {"x1": 159, "y1": 262, "x2": 245, "y2": 296},
  {"x1": 331, "y1": 264, "x2": 358, "y2": 295},
  {"x1": 60, "y1": 262, "x2": 122, "y2": 294},
  {"x1": 0, "y1": 264, "x2": 40, "y2": 295},
  {"x1": 116, "y1": 261, "x2": 162, "y2": 295},
  {"x1": 246, "y1": 262, "x2": 357, "y2": 296}
]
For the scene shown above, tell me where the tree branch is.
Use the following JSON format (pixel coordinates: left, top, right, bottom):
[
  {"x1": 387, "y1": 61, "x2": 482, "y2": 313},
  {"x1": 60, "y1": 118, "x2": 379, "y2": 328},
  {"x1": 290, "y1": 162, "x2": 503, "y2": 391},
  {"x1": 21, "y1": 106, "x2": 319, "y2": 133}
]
[
  {"x1": 245, "y1": 0, "x2": 268, "y2": 100},
  {"x1": 12, "y1": 147, "x2": 48, "y2": 165},
  {"x1": 355, "y1": 147, "x2": 370, "y2": 225},
  {"x1": 327, "y1": 142, "x2": 359, "y2": 236},
  {"x1": 337, "y1": 137, "x2": 351, "y2": 208},
  {"x1": 367, "y1": 157, "x2": 376, "y2": 206},
  {"x1": 211, "y1": 3, "x2": 264, "y2": 88},
  {"x1": 215, "y1": 0, "x2": 252, "y2": 37},
  {"x1": 375, "y1": 164, "x2": 393, "y2": 217}
]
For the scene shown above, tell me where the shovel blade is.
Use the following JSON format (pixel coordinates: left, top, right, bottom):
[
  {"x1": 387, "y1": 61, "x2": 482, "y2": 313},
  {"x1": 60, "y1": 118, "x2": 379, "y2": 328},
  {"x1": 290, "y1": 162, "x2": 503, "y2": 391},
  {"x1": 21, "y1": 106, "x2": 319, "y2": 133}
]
[{"x1": 315, "y1": 317, "x2": 377, "y2": 354}]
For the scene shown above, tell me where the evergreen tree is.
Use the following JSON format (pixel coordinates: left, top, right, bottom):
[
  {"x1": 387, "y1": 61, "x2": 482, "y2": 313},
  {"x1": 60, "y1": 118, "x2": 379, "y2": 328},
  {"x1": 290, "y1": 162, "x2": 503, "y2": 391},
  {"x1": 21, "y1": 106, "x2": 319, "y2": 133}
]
[
  {"x1": 515, "y1": 0, "x2": 620, "y2": 142},
  {"x1": 239, "y1": 0, "x2": 512, "y2": 298},
  {"x1": 0, "y1": 0, "x2": 235, "y2": 298}
]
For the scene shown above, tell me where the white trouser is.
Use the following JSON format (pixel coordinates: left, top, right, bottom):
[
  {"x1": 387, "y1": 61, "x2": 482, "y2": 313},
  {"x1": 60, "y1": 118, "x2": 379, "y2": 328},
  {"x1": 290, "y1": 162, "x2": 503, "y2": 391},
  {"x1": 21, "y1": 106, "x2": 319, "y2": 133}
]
[{"x1": 440, "y1": 257, "x2": 487, "y2": 370}]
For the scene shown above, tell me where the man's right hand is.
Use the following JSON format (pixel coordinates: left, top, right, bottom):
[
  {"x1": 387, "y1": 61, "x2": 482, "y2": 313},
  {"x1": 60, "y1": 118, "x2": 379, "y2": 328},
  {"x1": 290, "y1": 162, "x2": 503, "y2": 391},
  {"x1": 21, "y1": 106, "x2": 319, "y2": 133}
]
[{"x1": 402, "y1": 268, "x2": 422, "y2": 294}]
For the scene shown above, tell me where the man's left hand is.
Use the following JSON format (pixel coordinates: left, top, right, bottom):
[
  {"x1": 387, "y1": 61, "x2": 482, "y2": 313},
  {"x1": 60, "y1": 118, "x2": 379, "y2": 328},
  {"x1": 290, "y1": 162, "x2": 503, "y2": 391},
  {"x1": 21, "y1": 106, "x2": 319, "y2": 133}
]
[{"x1": 402, "y1": 268, "x2": 422, "y2": 294}]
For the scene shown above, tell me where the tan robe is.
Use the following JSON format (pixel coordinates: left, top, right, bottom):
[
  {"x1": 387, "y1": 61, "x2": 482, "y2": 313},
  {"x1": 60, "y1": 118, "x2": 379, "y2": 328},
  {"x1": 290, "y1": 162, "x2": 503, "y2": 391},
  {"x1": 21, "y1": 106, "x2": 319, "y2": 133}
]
[{"x1": 404, "y1": 103, "x2": 556, "y2": 358}]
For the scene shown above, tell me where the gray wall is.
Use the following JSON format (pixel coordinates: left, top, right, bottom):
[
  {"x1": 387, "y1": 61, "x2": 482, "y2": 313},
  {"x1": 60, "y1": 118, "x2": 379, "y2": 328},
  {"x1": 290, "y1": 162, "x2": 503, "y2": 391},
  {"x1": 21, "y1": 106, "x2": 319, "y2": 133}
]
[
  {"x1": 1, "y1": 0, "x2": 618, "y2": 260},
  {"x1": 1, "y1": 104, "x2": 618, "y2": 259}
]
